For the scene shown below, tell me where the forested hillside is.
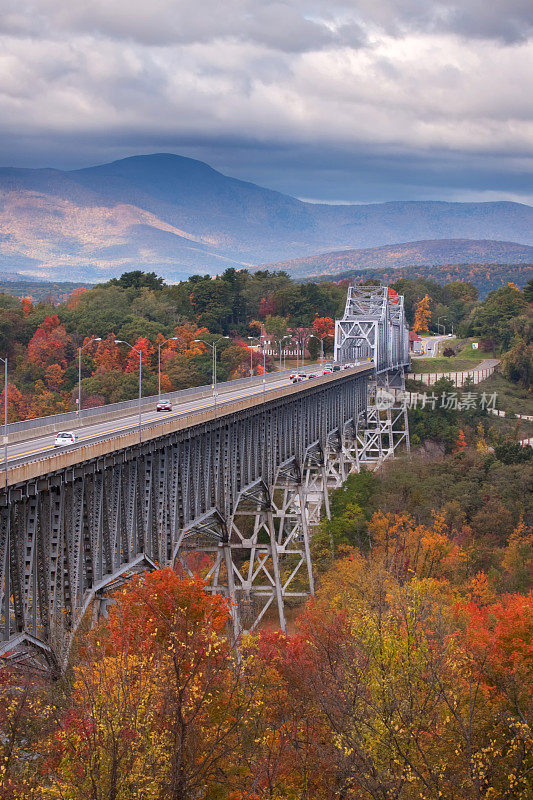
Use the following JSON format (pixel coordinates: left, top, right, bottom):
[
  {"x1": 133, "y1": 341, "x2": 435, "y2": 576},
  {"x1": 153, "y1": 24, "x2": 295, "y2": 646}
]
[
  {"x1": 2, "y1": 269, "x2": 533, "y2": 799},
  {"x1": 0, "y1": 269, "x2": 531, "y2": 421},
  {"x1": 263, "y1": 240, "x2": 533, "y2": 281},
  {"x1": 3, "y1": 405, "x2": 532, "y2": 799},
  {"x1": 310, "y1": 261, "x2": 533, "y2": 298}
]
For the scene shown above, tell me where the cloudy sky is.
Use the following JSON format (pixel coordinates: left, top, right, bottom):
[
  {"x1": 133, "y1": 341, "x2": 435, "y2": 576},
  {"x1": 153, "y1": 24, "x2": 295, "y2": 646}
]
[{"x1": 0, "y1": 0, "x2": 532, "y2": 203}]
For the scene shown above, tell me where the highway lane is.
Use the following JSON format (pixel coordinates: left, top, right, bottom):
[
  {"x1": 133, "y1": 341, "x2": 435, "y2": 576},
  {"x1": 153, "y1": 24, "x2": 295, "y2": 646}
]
[{"x1": 6, "y1": 366, "x2": 323, "y2": 466}]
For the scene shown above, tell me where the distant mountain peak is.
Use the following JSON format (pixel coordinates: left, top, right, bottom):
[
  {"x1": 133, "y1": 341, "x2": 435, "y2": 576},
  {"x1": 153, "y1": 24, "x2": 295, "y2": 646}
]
[{"x1": 0, "y1": 153, "x2": 532, "y2": 282}]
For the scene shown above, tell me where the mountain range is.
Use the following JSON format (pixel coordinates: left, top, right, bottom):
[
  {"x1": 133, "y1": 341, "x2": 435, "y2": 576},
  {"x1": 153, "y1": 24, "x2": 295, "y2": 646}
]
[
  {"x1": 0, "y1": 153, "x2": 532, "y2": 281},
  {"x1": 263, "y1": 239, "x2": 533, "y2": 278}
]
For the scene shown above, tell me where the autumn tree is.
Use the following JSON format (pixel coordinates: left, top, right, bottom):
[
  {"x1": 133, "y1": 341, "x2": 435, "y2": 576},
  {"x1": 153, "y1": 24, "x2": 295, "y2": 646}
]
[
  {"x1": 27, "y1": 315, "x2": 72, "y2": 369},
  {"x1": 44, "y1": 363, "x2": 65, "y2": 391},
  {"x1": 454, "y1": 428, "x2": 467, "y2": 451},
  {"x1": 0, "y1": 382, "x2": 27, "y2": 422},
  {"x1": 21, "y1": 296, "x2": 33, "y2": 316},
  {"x1": 413, "y1": 294, "x2": 431, "y2": 333},
  {"x1": 48, "y1": 569, "x2": 259, "y2": 800},
  {"x1": 123, "y1": 336, "x2": 154, "y2": 372},
  {"x1": 312, "y1": 316, "x2": 335, "y2": 339},
  {"x1": 91, "y1": 334, "x2": 122, "y2": 373},
  {"x1": 312, "y1": 316, "x2": 335, "y2": 355},
  {"x1": 66, "y1": 286, "x2": 87, "y2": 309},
  {"x1": 0, "y1": 665, "x2": 53, "y2": 799}
]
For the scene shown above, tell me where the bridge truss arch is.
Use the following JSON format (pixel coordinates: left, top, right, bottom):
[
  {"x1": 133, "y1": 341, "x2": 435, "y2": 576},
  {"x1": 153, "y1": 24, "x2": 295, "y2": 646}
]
[{"x1": 334, "y1": 284, "x2": 409, "y2": 371}]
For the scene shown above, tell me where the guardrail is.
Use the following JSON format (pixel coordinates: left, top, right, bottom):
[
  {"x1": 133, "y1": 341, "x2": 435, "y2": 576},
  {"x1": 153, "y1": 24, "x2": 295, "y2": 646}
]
[
  {"x1": 407, "y1": 365, "x2": 497, "y2": 387},
  {"x1": 4, "y1": 365, "x2": 322, "y2": 443},
  {"x1": 5, "y1": 364, "x2": 373, "y2": 482}
]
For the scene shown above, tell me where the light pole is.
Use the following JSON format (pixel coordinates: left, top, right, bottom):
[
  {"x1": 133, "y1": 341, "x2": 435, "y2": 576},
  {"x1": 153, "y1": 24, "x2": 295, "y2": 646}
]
[
  {"x1": 247, "y1": 337, "x2": 255, "y2": 380},
  {"x1": 248, "y1": 336, "x2": 267, "y2": 400},
  {"x1": 310, "y1": 333, "x2": 333, "y2": 369},
  {"x1": 78, "y1": 337, "x2": 101, "y2": 423},
  {"x1": 437, "y1": 316, "x2": 446, "y2": 335},
  {"x1": 115, "y1": 340, "x2": 143, "y2": 442},
  {"x1": 194, "y1": 337, "x2": 229, "y2": 415},
  {"x1": 157, "y1": 337, "x2": 178, "y2": 401},
  {"x1": 308, "y1": 334, "x2": 319, "y2": 367},
  {"x1": 0, "y1": 356, "x2": 7, "y2": 487},
  {"x1": 276, "y1": 335, "x2": 291, "y2": 372}
]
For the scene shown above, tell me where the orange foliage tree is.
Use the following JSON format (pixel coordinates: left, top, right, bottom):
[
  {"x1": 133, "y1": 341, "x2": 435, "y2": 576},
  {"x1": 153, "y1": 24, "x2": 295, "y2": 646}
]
[
  {"x1": 413, "y1": 294, "x2": 431, "y2": 333},
  {"x1": 44, "y1": 363, "x2": 65, "y2": 391},
  {"x1": 66, "y1": 286, "x2": 87, "y2": 309},
  {"x1": 124, "y1": 336, "x2": 154, "y2": 372},
  {"x1": 47, "y1": 569, "x2": 259, "y2": 799},
  {"x1": 0, "y1": 383, "x2": 27, "y2": 422},
  {"x1": 92, "y1": 334, "x2": 122, "y2": 373},
  {"x1": 312, "y1": 315, "x2": 335, "y2": 339},
  {"x1": 21, "y1": 296, "x2": 33, "y2": 316}
]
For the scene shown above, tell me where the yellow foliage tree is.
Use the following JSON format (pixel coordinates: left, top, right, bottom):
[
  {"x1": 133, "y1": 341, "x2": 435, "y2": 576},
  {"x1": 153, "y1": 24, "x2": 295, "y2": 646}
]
[{"x1": 413, "y1": 294, "x2": 431, "y2": 333}]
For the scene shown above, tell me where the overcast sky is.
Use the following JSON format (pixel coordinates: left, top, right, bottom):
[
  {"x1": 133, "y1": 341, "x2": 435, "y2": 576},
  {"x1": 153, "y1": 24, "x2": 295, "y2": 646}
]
[{"x1": 0, "y1": 0, "x2": 532, "y2": 203}]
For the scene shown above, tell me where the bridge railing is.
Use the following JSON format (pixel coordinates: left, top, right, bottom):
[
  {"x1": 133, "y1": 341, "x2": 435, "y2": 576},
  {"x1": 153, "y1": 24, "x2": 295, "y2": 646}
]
[{"x1": 4, "y1": 365, "x2": 319, "y2": 439}]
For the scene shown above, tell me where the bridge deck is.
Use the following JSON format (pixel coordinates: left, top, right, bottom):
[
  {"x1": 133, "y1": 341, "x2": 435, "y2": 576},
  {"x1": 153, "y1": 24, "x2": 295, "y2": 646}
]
[{"x1": 3, "y1": 364, "x2": 373, "y2": 488}]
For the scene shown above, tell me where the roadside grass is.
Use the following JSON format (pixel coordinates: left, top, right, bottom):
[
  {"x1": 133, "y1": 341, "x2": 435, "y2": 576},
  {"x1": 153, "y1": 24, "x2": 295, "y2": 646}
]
[
  {"x1": 455, "y1": 341, "x2": 494, "y2": 359},
  {"x1": 410, "y1": 338, "x2": 494, "y2": 374},
  {"x1": 410, "y1": 358, "x2": 481, "y2": 374},
  {"x1": 405, "y1": 372, "x2": 533, "y2": 440},
  {"x1": 476, "y1": 371, "x2": 533, "y2": 417}
]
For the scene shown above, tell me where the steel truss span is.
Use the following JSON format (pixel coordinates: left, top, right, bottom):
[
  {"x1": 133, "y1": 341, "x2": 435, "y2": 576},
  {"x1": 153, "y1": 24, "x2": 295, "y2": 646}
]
[
  {"x1": 334, "y1": 284, "x2": 409, "y2": 372},
  {"x1": 0, "y1": 372, "x2": 369, "y2": 672}
]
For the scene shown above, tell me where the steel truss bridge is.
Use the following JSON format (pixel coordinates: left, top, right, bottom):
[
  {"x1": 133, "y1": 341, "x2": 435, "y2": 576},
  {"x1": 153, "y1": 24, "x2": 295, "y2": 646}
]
[
  {"x1": 335, "y1": 285, "x2": 411, "y2": 463},
  {"x1": 1, "y1": 287, "x2": 410, "y2": 673}
]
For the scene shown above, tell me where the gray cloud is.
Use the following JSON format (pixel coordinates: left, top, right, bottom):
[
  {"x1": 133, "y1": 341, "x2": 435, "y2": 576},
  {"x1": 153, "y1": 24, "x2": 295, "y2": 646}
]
[
  {"x1": 2, "y1": 0, "x2": 532, "y2": 48},
  {"x1": 0, "y1": 0, "x2": 531, "y2": 203}
]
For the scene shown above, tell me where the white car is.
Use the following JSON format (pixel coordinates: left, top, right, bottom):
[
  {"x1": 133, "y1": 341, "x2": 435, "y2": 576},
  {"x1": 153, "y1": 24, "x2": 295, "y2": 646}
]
[{"x1": 54, "y1": 431, "x2": 77, "y2": 447}]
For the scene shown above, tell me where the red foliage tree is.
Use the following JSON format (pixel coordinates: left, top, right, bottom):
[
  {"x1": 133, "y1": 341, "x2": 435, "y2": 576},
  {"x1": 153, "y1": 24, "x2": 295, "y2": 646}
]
[
  {"x1": 124, "y1": 336, "x2": 154, "y2": 372},
  {"x1": 312, "y1": 316, "x2": 335, "y2": 339},
  {"x1": 92, "y1": 334, "x2": 122, "y2": 373},
  {"x1": 259, "y1": 297, "x2": 277, "y2": 318},
  {"x1": 27, "y1": 315, "x2": 71, "y2": 369},
  {"x1": 454, "y1": 429, "x2": 467, "y2": 451}
]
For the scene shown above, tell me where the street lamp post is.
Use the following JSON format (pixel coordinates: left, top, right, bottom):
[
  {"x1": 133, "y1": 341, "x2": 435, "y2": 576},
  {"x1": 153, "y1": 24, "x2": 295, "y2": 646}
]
[
  {"x1": 115, "y1": 340, "x2": 143, "y2": 442},
  {"x1": 194, "y1": 337, "x2": 229, "y2": 415},
  {"x1": 157, "y1": 337, "x2": 178, "y2": 401},
  {"x1": 307, "y1": 334, "x2": 319, "y2": 367},
  {"x1": 437, "y1": 316, "x2": 446, "y2": 335},
  {"x1": 309, "y1": 333, "x2": 334, "y2": 369},
  {"x1": 248, "y1": 336, "x2": 266, "y2": 400},
  {"x1": 277, "y1": 335, "x2": 291, "y2": 372},
  {"x1": 78, "y1": 337, "x2": 101, "y2": 424},
  {"x1": 0, "y1": 356, "x2": 7, "y2": 487}
]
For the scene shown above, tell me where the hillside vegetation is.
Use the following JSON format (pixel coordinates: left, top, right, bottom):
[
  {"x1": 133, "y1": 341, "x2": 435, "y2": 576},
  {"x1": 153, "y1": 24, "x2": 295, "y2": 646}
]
[
  {"x1": 307, "y1": 259, "x2": 532, "y2": 298},
  {"x1": 2, "y1": 270, "x2": 533, "y2": 800},
  {"x1": 264, "y1": 240, "x2": 533, "y2": 281}
]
